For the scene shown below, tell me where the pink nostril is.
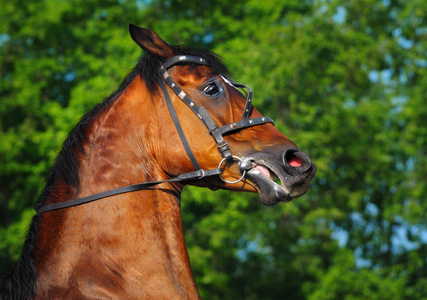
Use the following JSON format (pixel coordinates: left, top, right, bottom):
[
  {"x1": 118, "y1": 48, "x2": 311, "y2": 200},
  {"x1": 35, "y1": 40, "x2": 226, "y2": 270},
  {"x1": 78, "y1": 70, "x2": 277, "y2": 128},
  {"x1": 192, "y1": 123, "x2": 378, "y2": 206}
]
[
  {"x1": 288, "y1": 155, "x2": 303, "y2": 167},
  {"x1": 283, "y1": 149, "x2": 312, "y2": 174}
]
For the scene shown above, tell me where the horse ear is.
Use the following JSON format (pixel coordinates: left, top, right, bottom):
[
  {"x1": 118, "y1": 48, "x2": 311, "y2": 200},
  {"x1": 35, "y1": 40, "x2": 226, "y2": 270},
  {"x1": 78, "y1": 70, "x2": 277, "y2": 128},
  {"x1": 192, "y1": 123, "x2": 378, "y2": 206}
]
[{"x1": 129, "y1": 24, "x2": 175, "y2": 59}]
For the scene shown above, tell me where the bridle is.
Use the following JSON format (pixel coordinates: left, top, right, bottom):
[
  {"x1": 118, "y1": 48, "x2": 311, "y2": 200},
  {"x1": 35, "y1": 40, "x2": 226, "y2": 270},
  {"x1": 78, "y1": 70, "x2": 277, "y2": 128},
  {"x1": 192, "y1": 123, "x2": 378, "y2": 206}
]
[{"x1": 37, "y1": 55, "x2": 274, "y2": 214}]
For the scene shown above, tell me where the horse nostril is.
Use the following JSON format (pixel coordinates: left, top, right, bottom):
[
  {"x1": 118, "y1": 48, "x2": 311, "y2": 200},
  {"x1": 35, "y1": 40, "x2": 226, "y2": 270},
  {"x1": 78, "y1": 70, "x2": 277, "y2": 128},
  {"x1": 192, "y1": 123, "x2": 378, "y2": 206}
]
[
  {"x1": 283, "y1": 148, "x2": 312, "y2": 175},
  {"x1": 284, "y1": 149, "x2": 303, "y2": 167}
]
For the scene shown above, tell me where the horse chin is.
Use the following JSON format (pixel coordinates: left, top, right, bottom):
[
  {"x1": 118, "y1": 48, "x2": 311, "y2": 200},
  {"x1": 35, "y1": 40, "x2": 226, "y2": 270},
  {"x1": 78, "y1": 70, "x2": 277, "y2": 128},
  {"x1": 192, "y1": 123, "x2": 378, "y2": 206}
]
[
  {"x1": 242, "y1": 156, "x2": 317, "y2": 206},
  {"x1": 245, "y1": 168, "x2": 292, "y2": 206}
]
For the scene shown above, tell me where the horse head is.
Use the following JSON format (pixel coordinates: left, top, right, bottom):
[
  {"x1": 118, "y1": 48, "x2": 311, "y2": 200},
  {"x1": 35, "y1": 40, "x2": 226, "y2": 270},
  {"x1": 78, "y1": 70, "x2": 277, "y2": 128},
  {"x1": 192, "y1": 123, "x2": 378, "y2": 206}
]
[{"x1": 129, "y1": 24, "x2": 316, "y2": 206}]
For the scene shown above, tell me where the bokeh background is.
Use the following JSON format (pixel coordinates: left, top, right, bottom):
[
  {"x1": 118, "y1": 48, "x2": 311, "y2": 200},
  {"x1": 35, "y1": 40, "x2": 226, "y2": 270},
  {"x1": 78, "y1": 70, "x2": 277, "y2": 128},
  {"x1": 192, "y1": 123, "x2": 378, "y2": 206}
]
[{"x1": 1, "y1": 0, "x2": 426, "y2": 299}]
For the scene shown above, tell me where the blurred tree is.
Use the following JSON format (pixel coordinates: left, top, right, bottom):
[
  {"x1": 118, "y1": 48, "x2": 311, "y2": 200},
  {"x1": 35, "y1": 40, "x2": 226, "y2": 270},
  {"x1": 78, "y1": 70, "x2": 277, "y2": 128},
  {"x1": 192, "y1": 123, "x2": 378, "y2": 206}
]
[{"x1": 0, "y1": 0, "x2": 426, "y2": 299}]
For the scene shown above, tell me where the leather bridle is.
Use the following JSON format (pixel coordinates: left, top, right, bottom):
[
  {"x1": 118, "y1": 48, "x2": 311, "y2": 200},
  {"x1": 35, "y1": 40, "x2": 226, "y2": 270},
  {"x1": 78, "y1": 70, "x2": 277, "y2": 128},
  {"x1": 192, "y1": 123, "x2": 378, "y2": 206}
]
[{"x1": 37, "y1": 55, "x2": 274, "y2": 214}]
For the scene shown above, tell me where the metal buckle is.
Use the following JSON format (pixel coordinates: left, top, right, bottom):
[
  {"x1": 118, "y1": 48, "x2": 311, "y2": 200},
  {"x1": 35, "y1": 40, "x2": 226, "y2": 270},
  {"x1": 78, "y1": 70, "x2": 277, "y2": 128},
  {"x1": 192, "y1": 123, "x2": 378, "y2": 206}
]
[{"x1": 218, "y1": 156, "x2": 246, "y2": 184}]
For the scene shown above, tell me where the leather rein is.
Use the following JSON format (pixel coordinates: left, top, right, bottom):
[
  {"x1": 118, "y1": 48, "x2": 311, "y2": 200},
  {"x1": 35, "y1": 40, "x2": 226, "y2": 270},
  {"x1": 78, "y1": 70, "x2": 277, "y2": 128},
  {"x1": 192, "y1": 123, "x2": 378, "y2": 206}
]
[{"x1": 37, "y1": 55, "x2": 274, "y2": 214}]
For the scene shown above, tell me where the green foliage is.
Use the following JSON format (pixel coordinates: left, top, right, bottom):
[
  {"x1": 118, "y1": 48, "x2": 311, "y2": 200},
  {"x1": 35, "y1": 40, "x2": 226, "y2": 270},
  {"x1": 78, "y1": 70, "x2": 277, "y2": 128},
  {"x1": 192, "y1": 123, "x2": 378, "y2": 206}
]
[
  {"x1": 1, "y1": 0, "x2": 426, "y2": 298},
  {"x1": 306, "y1": 250, "x2": 409, "y2": 300}
]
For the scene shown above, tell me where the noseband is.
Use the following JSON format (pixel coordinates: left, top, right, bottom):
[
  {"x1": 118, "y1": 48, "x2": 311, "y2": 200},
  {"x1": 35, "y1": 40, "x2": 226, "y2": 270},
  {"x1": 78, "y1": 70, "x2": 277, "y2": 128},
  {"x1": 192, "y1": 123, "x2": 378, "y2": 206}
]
[{"x1": 37, "y1": 55, "x2": 274, "y2": 214}]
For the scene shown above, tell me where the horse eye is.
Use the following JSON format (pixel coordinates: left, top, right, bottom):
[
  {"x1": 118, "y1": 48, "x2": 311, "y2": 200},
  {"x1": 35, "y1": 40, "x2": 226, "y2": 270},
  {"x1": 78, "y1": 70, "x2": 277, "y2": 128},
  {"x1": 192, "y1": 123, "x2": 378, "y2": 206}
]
[{"x1": 203, "y1": 83, "x2": 222, "y2": 97}]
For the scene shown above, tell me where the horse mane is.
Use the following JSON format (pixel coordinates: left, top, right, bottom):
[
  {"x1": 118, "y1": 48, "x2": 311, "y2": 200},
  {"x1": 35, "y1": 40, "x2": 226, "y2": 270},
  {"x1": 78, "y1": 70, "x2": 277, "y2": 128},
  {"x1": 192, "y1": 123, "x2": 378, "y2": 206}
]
[{"x1": 0, "y1": 45, "x2": 229, "y2": 300}]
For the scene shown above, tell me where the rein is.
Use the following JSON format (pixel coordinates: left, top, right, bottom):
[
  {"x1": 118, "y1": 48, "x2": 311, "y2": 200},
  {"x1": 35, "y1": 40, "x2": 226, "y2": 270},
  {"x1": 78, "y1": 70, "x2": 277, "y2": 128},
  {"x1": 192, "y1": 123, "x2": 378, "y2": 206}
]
[{"x1": 37, "y1": 55, "x2": 274, "y2": 214}]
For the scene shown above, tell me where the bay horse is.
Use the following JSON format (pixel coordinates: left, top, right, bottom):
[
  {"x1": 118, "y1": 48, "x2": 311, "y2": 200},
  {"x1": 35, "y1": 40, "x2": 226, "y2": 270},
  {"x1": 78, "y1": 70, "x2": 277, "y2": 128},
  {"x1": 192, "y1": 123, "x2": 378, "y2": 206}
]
[{"x1": 0, "y1": 25, "x2": 316, "y2": 299}]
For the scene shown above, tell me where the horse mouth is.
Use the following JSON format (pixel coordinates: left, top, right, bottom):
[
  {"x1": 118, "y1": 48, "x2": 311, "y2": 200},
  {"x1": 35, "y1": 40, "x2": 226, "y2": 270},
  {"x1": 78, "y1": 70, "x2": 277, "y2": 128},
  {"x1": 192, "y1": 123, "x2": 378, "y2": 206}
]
[{"x1": 240, "y1": 154, "x2": 316, "y2": 206}]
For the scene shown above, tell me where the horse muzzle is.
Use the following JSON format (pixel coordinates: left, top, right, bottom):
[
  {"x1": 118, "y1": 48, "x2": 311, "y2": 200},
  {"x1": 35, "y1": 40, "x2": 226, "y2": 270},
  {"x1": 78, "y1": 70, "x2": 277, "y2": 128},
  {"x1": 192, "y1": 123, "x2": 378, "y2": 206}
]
[{"x1": 240, "y1": 148, "x2": 317, "y2": 206}]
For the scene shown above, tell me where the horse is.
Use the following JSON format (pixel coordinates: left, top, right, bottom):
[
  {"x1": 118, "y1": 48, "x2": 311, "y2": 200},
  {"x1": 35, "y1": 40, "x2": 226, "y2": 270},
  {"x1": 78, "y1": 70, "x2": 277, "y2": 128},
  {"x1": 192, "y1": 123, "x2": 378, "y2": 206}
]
[{"x1": 0, "y1": 24, "x2": 316, "y2": 299}]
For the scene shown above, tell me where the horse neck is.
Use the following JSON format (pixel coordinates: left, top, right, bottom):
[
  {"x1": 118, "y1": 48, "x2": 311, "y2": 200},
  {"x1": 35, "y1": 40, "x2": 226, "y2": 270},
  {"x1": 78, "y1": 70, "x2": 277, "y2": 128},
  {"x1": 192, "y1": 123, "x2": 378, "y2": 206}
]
[{"x1": 34, "y1": 77, "x2": 201, "y2": 298}]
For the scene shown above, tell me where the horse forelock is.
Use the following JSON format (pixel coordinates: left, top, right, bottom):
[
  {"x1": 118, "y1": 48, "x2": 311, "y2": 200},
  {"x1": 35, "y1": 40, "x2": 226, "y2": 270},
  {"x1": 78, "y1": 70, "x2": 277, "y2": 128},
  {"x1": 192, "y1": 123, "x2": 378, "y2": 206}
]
[{"x1": 138, "y1": 45, "x2": 230, "y2": 93}]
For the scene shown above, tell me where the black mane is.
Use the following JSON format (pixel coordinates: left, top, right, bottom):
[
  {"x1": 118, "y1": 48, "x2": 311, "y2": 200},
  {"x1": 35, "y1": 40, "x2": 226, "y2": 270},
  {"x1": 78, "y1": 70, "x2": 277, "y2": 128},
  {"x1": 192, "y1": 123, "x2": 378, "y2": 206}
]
[{"x1": 0, "y1": 45, "x2": 229, "y2": 300}]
